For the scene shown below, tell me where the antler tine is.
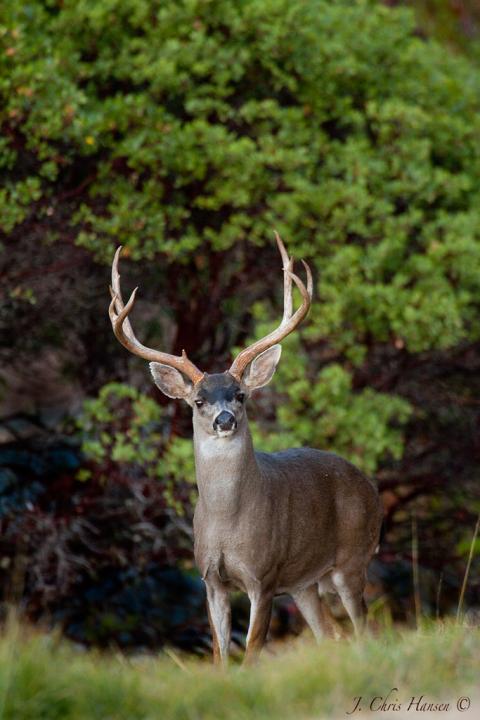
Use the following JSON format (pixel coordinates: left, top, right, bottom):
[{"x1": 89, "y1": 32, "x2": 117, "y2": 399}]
[
  {"x1": 108, "y1": 247, "x2": 204, "y2": 385},
  {"x1": 301, "y1": 258, "x2": 313, "y2": 300},
  {"x1": 110, "y1": 246, "x2": 145, "y2": 346},
  {"x1": 274, "y1": 231, "x2": 294, "y2": 324},
  {"x1": 229, "y1": 234, "x2": 313, "y2": 381}
]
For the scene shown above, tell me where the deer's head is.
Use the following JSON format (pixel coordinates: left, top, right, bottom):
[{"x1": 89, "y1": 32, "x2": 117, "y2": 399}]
[{"x1": 109, "y1": 234, "x2": 312, "y2": 439}]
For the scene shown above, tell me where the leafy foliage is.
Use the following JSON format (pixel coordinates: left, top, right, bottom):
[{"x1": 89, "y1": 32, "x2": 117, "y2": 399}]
[
  {"x1": 1, "y1": 0, "x2": 479, "y2": 627},
  {"x1": 248, "y1": 324, "x2": 412, "y2": 474},
  {"x1": 77, "y1": 382, "x2": 196, "y2": 515},
  {"x1": 2, "y1": 0, "x2": 480, "y2": 457}
]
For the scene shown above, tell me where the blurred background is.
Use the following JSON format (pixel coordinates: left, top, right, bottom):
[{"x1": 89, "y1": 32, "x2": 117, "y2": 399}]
[{"x1": 0, "y1": 0, "x2": 479, "y2": 655}]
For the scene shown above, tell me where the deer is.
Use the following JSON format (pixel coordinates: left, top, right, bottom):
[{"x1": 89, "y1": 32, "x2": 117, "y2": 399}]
[{"x1": 108, "y1": 234, "x2": 383, "y2": 665}]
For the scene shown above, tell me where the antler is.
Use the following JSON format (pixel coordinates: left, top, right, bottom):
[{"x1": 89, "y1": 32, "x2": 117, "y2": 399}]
[
  {"x1": 229, "y1": 232, "x2": 313, "y2": 381},
  {"x1": 108, "y1": 247, "x2": 204, "y2": 385}
]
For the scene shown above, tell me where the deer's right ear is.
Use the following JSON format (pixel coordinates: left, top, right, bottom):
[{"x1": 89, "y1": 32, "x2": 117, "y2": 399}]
[{"x1": 149, "y1": 362, "x2": 193, "y2": 401}]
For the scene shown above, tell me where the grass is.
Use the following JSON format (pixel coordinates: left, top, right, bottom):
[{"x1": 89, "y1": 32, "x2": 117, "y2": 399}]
[{"x1": 0, "y1": 618, "x2": 478, "y2": 720}]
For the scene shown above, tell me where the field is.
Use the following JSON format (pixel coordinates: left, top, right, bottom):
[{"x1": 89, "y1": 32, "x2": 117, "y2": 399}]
[{"x1": 0, "y1": 619, "x2": 477, "y2": 720}]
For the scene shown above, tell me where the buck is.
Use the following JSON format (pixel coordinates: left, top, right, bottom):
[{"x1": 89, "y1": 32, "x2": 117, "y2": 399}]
[{"x1": 109, "y1": 234, "x2": 383, "y2": 665}]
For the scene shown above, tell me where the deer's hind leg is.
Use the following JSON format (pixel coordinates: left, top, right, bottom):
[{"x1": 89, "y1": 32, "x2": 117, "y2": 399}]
[
  {"x1": 292, "y1": 585, "x2": 341, "y2": 641},
  {"x1": 331, "y1": 567, "x2": 367, "y2": 636}
]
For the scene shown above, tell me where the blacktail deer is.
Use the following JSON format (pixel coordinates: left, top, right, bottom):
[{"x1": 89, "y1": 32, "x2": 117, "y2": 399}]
[{"x1": 109, "y1": 234, "x2": 383, "y2": 664}]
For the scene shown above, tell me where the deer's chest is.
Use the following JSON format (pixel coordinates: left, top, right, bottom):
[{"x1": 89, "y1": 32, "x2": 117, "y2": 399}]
[{"x1": 193, "y1": 506, "x2": 279, "y2": 591}]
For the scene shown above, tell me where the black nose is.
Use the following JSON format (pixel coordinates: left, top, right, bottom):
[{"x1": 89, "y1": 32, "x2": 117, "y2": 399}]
[{"x1": 213, "y1": 411, "x2": 236, "y2": 432}]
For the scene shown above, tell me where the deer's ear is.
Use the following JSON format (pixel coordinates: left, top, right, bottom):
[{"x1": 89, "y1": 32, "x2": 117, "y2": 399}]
[
  {"x1": 149, "y1": 362, "x2": 193, "y2": 401},
  {"x1": 243, "y1": 344, "x2": 282, "y2": 391}
]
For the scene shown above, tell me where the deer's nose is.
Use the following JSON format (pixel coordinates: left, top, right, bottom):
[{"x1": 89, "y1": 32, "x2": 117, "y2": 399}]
[{"x1": 213, "y1": 410, "x2": 236, "y2": 432}]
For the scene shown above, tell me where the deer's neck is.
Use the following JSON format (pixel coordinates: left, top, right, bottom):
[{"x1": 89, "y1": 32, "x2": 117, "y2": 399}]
[{"x1": 193, "y1": 422, "x2": 261, "y2": 514}]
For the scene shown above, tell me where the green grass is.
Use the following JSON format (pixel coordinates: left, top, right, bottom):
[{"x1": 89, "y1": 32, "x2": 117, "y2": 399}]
[{"x1": 0, "y1": 619, "x2": 477, "y2": 720}]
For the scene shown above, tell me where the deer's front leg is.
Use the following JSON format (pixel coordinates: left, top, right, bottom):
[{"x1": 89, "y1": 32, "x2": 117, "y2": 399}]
[
  {"x1": 244, "y1": 590, "x2": 273, "y2": 665},
  {"x1": 205, "y1": 578, "x2": 231, "y2": 666}
]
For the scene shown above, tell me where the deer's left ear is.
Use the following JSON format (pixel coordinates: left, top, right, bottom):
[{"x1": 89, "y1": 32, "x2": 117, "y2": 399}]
[{"x1": 242, "y1": 344, "x2": 282, "y2": 391}]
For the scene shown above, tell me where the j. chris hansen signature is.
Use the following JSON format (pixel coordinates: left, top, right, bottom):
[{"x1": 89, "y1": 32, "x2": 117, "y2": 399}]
[{"x1": 347, "y1": 688, "x2": 471, "y2": 714}]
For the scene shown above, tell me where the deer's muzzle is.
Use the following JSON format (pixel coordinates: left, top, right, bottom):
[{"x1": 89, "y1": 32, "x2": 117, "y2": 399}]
[{"x1": 213, "y1": 411, "x2": 237, "y2": 433}]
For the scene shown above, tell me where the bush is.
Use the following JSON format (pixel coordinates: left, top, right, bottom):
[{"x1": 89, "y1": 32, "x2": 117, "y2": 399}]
[
  {"x1": 2, "y1": 0, "x2": 480, "y2": 461},
  {"x1": 77, "y1": 382, "x2": 196, "y2": 515},
  {"x1": 0, "y1": 417, "x2": 203, "y2": 649},
  {"x1": 1, "y1": 0, "x2": 479, "y2": 609}
]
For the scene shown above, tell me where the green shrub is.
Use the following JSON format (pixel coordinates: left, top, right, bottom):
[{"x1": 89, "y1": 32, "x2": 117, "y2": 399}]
[
  {"x1": 77, "y1": 382, "x2": 196, "y2": 514},
  {"x1": 2, "y1": 0, "x2": 480, "y2": 475}
]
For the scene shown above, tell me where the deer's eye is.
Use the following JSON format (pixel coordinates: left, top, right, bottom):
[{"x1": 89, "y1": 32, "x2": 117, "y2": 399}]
[
  {"x1": 236, "y1": 392, "x2": 245, "y2": 403},
  {"x1": 195, "y1": 399, "x2": 204, "y2": 408}
]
